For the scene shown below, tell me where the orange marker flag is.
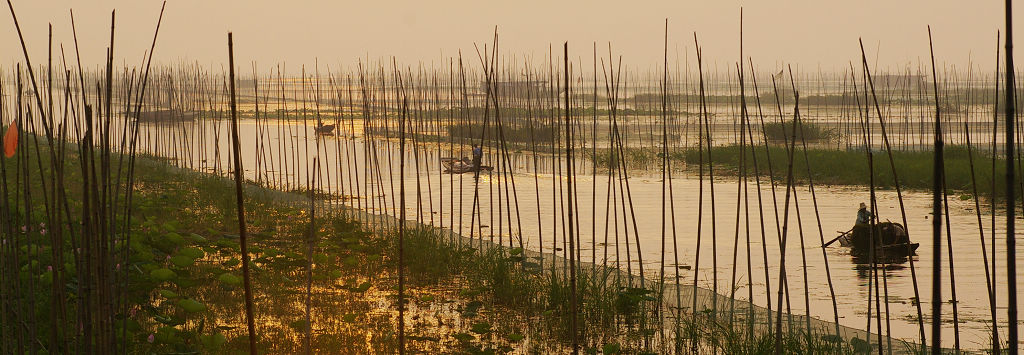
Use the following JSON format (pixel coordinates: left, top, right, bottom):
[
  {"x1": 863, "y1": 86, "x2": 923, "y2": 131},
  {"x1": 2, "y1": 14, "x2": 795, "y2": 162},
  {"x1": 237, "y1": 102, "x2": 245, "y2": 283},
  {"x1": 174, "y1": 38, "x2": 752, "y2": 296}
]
[{"x1": 4, "y1": 121, "x2": 17, "y2": 158}]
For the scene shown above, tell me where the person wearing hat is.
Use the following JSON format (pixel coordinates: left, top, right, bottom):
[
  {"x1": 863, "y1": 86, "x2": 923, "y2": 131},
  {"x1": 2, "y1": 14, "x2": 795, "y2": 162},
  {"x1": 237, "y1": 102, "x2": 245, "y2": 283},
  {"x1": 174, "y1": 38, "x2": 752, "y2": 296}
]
[{"x1": 856, "y1": 202, "x2": 874, "y2": 225}]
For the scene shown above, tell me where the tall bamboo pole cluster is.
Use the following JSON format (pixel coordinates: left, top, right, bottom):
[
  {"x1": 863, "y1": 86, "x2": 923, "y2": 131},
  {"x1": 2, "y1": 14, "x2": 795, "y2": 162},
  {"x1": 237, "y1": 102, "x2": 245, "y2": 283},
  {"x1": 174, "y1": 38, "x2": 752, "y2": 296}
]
[
  {"x1": 2, "y1": 7, "x2": 1022, "y2": 354},
  {"x1": 0, "y1": 1, "x2": 166, "y2": 353}
]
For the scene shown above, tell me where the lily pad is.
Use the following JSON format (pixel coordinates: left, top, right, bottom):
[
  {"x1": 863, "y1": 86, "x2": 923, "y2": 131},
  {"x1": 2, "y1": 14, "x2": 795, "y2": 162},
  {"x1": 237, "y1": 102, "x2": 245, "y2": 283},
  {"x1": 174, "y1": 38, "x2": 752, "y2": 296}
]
[
  {"x1": 177, "y1": 299, "x2": 207, "y2": 313},
  {"x1": 170, "y1": 255, "x2": 195, "y2": 268},
  {"x1": 453, "y1": 332, "x2": 474, "y2": 342},
  {"x1": 165, "y1": 232, "x2": 186, "y2": 246},
  {"x1": 150, "y1": 268, "x2": 177, "y2": 282},
  {"x1": 155, "y1": 326, "x2": 179, "y2": 343},
  {"x1": 470, "y1": 322, "x2": 491, "y2": 334},
  {"x1": 313, "y1": 253, "x2": 329, "y2": 264},
  {"x1": 200, "y1": 332, "x2": 226, "y2": 349},
  {"x1": 179, "y1": 247, "x2": 205, "y2": 259},
  {"x1": 350, "y1": 281, "x2": 371, "y2": 293},
  {"x1": 218, "y1": 273, "x2": 242, "y2": 286},
  {"x1": 188, "y1": 233, "x2": 207, "y2": 243}
]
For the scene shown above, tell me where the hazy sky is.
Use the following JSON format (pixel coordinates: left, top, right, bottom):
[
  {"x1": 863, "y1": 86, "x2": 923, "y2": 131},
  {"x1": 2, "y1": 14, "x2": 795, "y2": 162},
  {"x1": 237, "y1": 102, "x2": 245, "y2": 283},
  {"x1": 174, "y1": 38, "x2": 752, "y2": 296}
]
[{"x1": 0, "y1": 0, "x2": 1017, "y2": 74}]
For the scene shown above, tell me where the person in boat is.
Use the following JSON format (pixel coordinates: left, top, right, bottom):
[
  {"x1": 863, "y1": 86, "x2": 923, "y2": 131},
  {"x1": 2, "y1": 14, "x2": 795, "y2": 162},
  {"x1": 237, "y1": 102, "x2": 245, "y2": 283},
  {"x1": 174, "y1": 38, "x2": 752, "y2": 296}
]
[
  {"x1": 856, "y1": 202, "x2": 874, "y2": 225},
  {"x1": 471, "y1": 144, "x2": 483, "y2": 170}
]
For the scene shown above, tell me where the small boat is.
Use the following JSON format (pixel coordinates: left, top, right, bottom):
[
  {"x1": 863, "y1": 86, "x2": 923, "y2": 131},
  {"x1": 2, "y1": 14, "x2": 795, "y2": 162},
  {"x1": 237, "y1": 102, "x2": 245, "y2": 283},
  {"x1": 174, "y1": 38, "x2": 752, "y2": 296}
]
[
  {"x1": 441, "y1": 157, "x2": 493, "y2": 174},
  {"x1": 834, "y1": 222, "x2": 919, "y2": 256},
  {"x1": 315, "y1": 124, "x2": 336, "y2": 135}
]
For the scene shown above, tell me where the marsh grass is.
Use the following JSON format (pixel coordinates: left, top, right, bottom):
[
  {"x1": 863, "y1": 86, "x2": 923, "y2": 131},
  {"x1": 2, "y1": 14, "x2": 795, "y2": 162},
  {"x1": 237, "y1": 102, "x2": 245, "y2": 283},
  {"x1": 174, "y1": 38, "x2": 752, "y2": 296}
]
[
  {"x1": 681, "y1": 144, "x2": 1023, "y2": 197},
  {"x1": 761, "y1": 120, "x2": 838, "y2": 143},
  {"x1": 591, "y1": 143, "x2": 1022, "y2": 198}
]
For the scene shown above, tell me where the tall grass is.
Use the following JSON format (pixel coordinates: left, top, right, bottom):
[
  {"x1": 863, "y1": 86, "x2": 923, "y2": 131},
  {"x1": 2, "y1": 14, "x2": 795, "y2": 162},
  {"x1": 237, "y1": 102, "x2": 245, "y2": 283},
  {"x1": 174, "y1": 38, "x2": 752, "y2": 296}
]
[
  {"x1": 682, "y1": 145, "x2": 1023, "y2": 197},
  {"x1": 761, "y1": 120, "x2": 837, "y2": 143}
]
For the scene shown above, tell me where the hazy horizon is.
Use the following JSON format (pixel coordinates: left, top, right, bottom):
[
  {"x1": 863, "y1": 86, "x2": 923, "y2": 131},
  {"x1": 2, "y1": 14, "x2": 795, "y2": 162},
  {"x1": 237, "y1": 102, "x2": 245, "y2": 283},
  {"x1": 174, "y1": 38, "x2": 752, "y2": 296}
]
[{"x1": 0, "y1": 1, "x2": 1018, "y2": 74}]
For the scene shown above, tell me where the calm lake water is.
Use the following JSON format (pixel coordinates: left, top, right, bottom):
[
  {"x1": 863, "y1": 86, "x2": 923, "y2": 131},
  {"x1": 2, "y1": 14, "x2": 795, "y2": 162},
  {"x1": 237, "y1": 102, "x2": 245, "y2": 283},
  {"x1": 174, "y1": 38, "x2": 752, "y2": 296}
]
[{"x1": 136, "y1": 117, "x2": 1023, "y2": 351}]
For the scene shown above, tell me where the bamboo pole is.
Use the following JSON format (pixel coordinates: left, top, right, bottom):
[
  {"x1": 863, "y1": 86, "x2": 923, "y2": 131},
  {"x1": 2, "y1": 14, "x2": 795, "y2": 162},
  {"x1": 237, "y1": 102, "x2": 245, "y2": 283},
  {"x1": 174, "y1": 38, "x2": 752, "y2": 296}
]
[{"x1": 227, "y1": 32, "x2": 258, "y2": 355}]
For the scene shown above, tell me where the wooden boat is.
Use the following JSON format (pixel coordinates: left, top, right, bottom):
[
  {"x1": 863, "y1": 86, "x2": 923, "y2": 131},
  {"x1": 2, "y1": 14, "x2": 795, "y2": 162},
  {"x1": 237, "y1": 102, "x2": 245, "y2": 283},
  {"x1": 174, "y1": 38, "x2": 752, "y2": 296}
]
[
  {"x1": 315, "y1": 124, "x2": 336, "y2": 135},
  {"x1": 441, "y1": 157, "x2": 493, "y2": 174},
  {"x1": 835, "y1": 222, "x2": 919, "y2": 256}
]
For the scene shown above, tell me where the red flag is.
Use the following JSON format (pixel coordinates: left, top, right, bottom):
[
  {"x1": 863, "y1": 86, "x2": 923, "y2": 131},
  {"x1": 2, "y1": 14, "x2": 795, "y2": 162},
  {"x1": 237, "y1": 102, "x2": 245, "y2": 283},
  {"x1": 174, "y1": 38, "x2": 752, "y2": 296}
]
[{"x1": 4, "y1": 121, "x2": 17, "y2": 158}]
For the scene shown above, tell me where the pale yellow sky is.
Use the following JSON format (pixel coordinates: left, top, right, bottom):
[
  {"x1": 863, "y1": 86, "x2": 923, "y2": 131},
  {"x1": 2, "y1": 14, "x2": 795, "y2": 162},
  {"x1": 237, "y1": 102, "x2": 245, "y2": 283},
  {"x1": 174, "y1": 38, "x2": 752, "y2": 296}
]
[{"x1": 0, "y1": 0, "x2": 1016, "y2": 73}]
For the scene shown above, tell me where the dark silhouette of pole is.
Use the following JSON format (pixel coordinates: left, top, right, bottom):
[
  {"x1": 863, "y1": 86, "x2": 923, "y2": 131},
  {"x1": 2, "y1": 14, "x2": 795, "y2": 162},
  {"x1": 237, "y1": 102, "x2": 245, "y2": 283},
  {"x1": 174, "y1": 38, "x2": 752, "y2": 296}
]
[
  {"x1": 1003, "y1": 0, "x2": 1019, "y2": 353},
  {"x1": 227, "y1": 32, "x2": 258, "y2": 355},
  {"x1": 927, "y1": 26, "x2": 943, "y2": 355}
]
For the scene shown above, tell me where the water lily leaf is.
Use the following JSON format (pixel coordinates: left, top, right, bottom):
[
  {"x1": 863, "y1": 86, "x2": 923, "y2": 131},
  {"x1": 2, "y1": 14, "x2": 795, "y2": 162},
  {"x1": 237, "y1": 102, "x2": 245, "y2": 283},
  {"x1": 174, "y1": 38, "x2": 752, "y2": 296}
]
[
  {"x1": 179, "y1": 247, "x2": 205, "y2": 259},
  {"x1": 188, "y1": 233, "x2": 207, "y2": 243},
  {"x1": 200, "y1": 332, "x2": 226, "y2": 349},
  {"x1": 170, "y1": 255, "x2": 195, "y2": 268},
  {"x1": 470, "y1": 322, "x2": 491, "y2": 334},
  {"x1": 174, "y1": 278, "x2": 196, "y2": 288},
  {"x1": 313, "y1": 253, "x2": 329, "y2": 264},
  {"x1": 150, "y1": 268, "x2": 177, "y2": 282},
  {"x1": 464, "y1": 301, "x2": 483, "y2": 313},
  {"x1": 602, "y1": 343, "x2": 621, "y2": 354},
  {"x1": 452, "y1": 332, "x2": 474, "y2": 342},
  {"x1": 177, "y1": 299, "x2": 207, "y2": 313},
  {"x1": 218, "y1": 273, "x2": 242, "y2": 286},
  {"x1": 153, "y1": 315, "x2": 175, "y2": 325},
  {"x1": 459, "y1": 288, "x2": 482, "y2": 298},
  {"x1": 165, "y1": 232, "x2": 185, "y2": 246},
  {"x1": 155, "y1": 326, "x2": 178, "y2": 343},
  {"x1": 161, "y1": 222, "x2": 178, "y2": 232},
  {"x1": 215, "y1": 239, "x2": 240, "y2": 250},
  {"x1": 351, "y1": 281, "x2": 371, "y2": 293},
  {"x1": 263, "y1": 248, "x2": 281, "y2": 258}
]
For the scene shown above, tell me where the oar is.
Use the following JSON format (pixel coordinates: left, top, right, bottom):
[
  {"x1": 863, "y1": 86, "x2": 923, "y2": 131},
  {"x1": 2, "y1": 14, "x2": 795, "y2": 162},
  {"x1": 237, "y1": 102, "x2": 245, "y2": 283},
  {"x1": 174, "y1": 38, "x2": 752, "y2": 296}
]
[{"x1": 822, "y1": 228, "x2": 854, "y2": 248}]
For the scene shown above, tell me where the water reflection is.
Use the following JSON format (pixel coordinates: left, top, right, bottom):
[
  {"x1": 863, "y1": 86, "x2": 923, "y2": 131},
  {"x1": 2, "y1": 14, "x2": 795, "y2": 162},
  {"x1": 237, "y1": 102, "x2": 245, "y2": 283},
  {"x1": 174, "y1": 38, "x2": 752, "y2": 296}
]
[{"x1": 117, "y1": 116, "x2": 1023, "y2": 351}]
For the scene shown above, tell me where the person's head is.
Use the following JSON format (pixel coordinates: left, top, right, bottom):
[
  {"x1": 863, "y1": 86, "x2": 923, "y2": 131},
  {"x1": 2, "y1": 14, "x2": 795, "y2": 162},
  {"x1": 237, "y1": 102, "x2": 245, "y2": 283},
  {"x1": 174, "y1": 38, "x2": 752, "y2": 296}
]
[{"x1": 859, "y1": 202, "x2": 867, "y2": 210}]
